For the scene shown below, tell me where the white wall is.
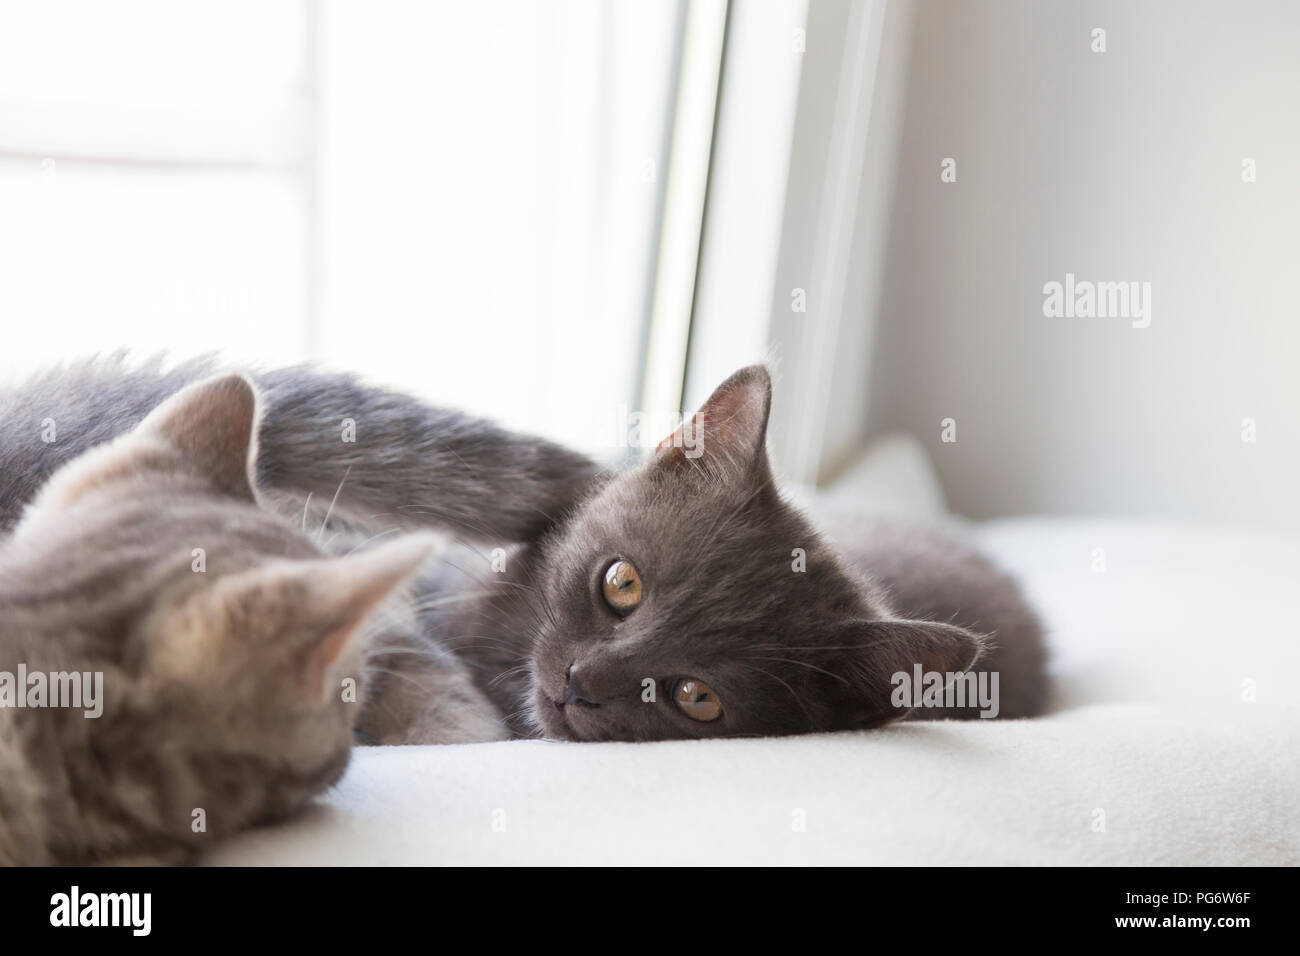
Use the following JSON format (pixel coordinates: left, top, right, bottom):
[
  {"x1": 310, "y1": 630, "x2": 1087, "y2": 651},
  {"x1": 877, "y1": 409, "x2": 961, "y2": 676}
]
[{"x1": 865, "y1": 0, "x2": 1300, "y2": 529}]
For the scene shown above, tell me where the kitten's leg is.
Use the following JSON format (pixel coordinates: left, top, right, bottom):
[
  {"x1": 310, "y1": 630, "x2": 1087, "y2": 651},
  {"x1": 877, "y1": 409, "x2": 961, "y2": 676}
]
[
  {"x1": 252, "y1": 367, "x2": 602, "y2": 544},
  {"x1": 355, "y1": 608, "x2": 510, "y2": 745},
  {"x1": 0, "y1": 358, "x2": 603, "y2": 542}
]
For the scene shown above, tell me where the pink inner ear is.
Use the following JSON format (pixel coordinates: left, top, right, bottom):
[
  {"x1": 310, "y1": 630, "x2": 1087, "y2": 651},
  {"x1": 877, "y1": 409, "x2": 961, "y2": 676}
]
[
  {"x1": 654, "y1": 365, "x2": 771, "y2": 472},
  {"x1": 141, "y1": 374, "x2": 259, "y2": 501}
]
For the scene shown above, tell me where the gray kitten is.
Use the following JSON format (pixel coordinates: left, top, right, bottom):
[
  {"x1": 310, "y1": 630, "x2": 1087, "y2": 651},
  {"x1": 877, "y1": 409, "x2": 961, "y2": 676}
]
[
  {"x1": 0, "y1": 374, "x2": 438, "y2": 864},
  {"x1": 438, "y1": 366, "x2": 1047, "y2": 739},
  {"x1": 0, "y1": 358, "x2": 1047, "y2": 749}
]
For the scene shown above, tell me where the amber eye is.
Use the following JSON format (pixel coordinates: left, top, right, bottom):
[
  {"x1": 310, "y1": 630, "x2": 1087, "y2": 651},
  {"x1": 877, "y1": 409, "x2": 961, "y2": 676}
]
[
  {"x1": 672, "y1": 678, "x2": 723, "y2": 722},
  {"x1": 602, "y1": 559, "x2": 643, "y2": 614}
]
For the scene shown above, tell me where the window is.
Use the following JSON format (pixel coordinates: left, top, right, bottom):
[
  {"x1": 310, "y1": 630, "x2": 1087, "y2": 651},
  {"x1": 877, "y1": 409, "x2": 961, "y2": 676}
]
[{"x1": 0, "y1": 0, "x2": 685, "y2": 454}]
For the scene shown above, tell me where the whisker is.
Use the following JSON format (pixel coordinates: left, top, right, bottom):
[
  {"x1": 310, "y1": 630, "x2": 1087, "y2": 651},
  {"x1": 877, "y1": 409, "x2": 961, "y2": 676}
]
[
  {"x1": 744, "y1": 655, "x2": 853, "y2": 687},
  {"x1": 318, "y1": 464, "x2": 353, "y2": 540},
  {"x1": 343, "y1": 526, "x2": 403, "y2": 556},
  {"x1": 489, "y1": 663, "x2": 532, "y2": 689},
  {"x1": 734, "y1": 662, "x2": 818, "y2": 726}
]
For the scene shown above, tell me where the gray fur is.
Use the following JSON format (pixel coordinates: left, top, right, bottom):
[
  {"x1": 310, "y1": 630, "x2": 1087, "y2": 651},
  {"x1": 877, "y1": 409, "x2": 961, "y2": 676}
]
[
  {"x1": 0, "y1": 358, "x2": 1047, "y2": 766},
  {"x1": 820, "y1": 512, "x2": 1048, "y2": 720},
  {"x1": 0, "y1": 353, "x2": 593, "y2": 749},
  {"x1": 0, "y1": 375, "x2": 442, "y2": 863},
  {"x1": 489, "y1": 367, "x2": 1047, "y2": 740},
  {"x1": 0, "y1": 354, "x2": 602, "y2": 542}
]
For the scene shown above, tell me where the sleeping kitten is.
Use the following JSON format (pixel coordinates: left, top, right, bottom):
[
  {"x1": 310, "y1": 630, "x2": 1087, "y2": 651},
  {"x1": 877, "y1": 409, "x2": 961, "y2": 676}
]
[
  {"x1": 0, "y1": 358, "x2": 1047, "y2": 746},
  {"x1": 0, "y1": 374, "x2": 439, "y2": 864}
]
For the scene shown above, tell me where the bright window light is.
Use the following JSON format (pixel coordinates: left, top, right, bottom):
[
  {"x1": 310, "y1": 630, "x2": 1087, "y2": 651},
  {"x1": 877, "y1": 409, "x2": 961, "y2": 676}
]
[{"x1": 0, "y1": 0, "x2": 682, "y2": 457}]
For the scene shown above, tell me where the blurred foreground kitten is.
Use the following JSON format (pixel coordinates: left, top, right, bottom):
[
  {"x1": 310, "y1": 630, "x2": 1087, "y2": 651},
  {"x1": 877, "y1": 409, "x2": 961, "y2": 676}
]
[
  {"x1": 0, "y1": 375, "x2": 438, "y2": 864},
  {"x1": 0, "y1": 358, "x2": 1046, "y2": 751}
]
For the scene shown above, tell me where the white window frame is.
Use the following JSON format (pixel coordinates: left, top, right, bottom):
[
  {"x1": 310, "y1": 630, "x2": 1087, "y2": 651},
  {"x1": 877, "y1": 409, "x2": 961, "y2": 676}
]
[{"x1": 684, "y1": 0, "x2": 906, "y2": 487}]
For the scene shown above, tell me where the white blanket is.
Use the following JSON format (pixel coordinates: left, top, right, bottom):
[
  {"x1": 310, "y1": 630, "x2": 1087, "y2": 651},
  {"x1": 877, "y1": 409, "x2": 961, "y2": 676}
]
[{"x1": 207, "y1": 517, "x2": 1300, "y2": 866}]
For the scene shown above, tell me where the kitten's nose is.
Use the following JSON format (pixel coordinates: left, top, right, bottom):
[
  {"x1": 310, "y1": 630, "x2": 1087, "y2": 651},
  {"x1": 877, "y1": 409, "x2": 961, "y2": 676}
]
[{"x1": 563, "y1": 663, "x2": 599, "y2": 707}]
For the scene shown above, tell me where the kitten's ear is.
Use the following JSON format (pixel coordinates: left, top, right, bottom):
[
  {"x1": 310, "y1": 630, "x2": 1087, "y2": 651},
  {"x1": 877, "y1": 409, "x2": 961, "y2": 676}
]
[
  {"x1": 838, "y1": 619, "x2": 989, "y2": 728},
  {"x1": 135, "y1": 373, "x2": 260, "y2": 501},
  {"x1": 211, "y1": 534, "x2": 441, "y2": 702},
  {"x1": 654, "y1": 364, "x2": 773, "y2": 484},
  {"x1": 21, "y1": 373, "x2": 261, "y2": 523}
]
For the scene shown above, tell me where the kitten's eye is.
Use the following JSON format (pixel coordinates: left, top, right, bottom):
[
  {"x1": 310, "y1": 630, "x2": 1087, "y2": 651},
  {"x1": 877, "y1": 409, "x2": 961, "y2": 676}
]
[
  {"x1": 602, "y1": 559, "x2": 643, "y2": 614},
  {"x1": 672, "y1": 678, "x2": 723, "y2": 722}
]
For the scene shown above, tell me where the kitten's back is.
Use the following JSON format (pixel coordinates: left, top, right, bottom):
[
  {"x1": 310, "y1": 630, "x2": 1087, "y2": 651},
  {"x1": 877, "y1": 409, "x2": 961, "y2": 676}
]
[{"x1": 822, "y1": 512, "x2": 1050, "y2": 718}]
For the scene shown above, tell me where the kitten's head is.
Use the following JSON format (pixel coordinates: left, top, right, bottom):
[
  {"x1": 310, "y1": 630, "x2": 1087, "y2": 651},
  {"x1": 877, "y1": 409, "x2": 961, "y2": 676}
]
[
  {"x1": 529, "y1": 366, "x2": 984, "y2": 741},
  {"x1": 4, "y1": 374, "x2": 434, "y2": 858}
]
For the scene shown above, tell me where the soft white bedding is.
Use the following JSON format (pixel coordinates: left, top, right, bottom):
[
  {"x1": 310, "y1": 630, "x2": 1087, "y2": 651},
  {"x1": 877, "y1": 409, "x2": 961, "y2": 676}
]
[{"x1": 207, "y1": 516, "x2": 1300, "y2": 866}]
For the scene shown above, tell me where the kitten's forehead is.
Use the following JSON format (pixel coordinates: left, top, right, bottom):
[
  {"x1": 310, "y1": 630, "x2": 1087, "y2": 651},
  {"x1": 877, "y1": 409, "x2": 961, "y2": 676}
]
[
  {"x1": 568, "y1": 466, "x2": 792, "y2": 566},
  {"x1": 574, "y1": 462, "x2": 767, "y2": 543},
  {"x1": 545, "y1": 462, "x2": 866, "y2": 638}
]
